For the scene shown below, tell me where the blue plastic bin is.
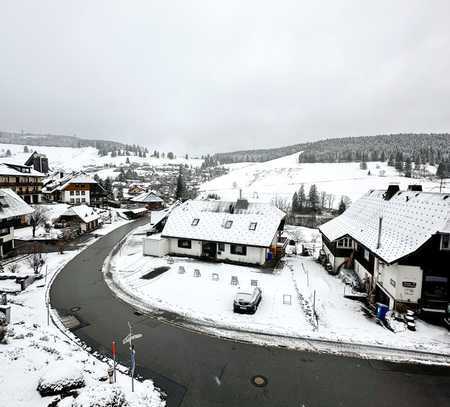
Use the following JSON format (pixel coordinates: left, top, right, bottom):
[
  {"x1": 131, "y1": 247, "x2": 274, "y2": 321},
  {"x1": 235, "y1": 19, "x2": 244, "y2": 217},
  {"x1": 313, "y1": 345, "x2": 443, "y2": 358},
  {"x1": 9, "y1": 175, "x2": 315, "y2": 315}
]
[{"x1": 376, "y1": 303, "x2": 389, "y2": 320}]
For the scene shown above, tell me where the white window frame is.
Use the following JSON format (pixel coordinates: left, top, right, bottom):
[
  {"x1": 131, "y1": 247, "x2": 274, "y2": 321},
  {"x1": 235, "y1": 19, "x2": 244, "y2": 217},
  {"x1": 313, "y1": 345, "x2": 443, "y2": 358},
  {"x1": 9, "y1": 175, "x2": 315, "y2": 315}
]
[
  {"x1": 249, "y1": 222, "x2": 257, "y2": 231},
  {"x1": 191, "y1": 218, "x2": 199, "y2": 226},
  {"x1": 224, "y1": 220, "x2": 233, "y2": 229},
  {"x1": 441, "y1": 234, "x2": 450, "y2": 250},
  {"x1": 337, "y1": 237, "x2": 352, "y2": 249}
]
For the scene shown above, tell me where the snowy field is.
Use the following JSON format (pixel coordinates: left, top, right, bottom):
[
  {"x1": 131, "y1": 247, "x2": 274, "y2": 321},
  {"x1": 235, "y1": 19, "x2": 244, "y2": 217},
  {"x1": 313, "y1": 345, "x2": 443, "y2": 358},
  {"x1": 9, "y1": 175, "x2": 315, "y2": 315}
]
[
  {"x1": 200, "y1": 153, "x2": 446, "y2": 204},
  {"x1": 0, "y1": 218, "x2": 165, "y2": 407},
  {"x1": 0, "y1": 143, "x2": 203, "y2": 172},
  {"x1": 107, "y1": 228, "x2": 450, "y2": 364}
]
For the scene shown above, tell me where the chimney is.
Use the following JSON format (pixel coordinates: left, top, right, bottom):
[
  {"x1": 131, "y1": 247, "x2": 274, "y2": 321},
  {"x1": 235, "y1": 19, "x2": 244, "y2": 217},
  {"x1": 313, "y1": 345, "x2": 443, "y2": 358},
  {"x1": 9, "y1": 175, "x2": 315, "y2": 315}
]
[
  {"x1": 407, "y1": 184, "x2": 422, "y2": 192},
  {"x1": 383, "y1": 184, "x2": 400, "y2": 200},
  {"x1": 377, "y1": 217, "x2": 383, "y2": 249}
]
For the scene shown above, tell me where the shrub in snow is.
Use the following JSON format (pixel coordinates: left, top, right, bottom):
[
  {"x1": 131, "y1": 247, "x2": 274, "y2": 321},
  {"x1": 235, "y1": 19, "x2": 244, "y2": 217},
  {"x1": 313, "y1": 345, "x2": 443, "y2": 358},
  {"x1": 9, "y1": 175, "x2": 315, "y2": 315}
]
[
  {"x1": 72, "y1": 384, "x2": 126, "y2": 407},
  {"x1": 37, "y1": 361, "x2": 85, "y2": 396}
]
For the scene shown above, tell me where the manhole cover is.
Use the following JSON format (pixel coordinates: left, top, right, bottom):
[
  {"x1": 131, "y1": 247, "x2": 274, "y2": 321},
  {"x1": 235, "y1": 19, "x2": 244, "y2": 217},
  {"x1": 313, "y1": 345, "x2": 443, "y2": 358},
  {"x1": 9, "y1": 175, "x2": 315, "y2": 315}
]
[
  {"x1": 70, "y1": 306, "x2": 81, "y2": 312},
  {"x1": 251, "y1": 375, "x2": 268, "y2": 387}
]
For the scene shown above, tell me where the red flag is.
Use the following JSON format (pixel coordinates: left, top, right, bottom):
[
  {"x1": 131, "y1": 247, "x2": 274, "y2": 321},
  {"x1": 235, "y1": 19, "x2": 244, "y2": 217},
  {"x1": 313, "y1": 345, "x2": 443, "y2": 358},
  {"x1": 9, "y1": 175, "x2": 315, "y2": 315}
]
[{"x1": 112, "y1": 340, "x2": 116, "y2": 357}]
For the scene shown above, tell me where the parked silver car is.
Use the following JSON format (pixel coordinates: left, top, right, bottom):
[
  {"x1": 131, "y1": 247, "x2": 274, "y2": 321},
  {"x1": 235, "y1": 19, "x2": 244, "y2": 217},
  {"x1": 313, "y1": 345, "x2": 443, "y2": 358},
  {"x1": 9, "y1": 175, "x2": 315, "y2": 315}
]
[{"x1": 233, "y1": 287, "x2": 262, "y2": 314}]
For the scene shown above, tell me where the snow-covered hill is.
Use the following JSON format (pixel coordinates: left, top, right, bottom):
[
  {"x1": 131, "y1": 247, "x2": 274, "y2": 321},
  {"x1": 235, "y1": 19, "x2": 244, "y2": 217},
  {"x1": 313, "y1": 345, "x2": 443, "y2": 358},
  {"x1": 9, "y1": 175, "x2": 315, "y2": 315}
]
[
  {"x1": 200, "y1": 152, "x2": 447, "y2": 204},
  {"x1": 0, "y1": 143, "x2": 203, "y2": 172}
]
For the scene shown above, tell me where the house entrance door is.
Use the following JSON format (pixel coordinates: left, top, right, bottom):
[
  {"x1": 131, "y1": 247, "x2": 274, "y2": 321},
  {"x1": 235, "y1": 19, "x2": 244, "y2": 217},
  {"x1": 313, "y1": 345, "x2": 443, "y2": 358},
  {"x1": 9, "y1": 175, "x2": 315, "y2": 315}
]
[{"x1": 201, "y1": 242, "x2": 217, "y2": 259}]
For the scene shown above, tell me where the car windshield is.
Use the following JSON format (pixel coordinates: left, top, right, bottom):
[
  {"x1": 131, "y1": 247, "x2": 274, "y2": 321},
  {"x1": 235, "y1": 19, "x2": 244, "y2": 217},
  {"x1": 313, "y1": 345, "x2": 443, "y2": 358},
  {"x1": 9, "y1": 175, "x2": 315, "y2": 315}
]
[{"x1": 236, "y1": 293, "x2": 252, "y2": 302}]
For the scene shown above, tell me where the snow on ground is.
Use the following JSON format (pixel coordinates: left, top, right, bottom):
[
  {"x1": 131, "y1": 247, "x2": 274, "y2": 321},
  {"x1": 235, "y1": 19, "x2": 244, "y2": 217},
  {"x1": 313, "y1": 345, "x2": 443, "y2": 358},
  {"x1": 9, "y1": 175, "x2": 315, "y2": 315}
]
[
  {"x1": 0, "y1": 217, "x2": 165, "y2": 407},
  {"x1": 0, "y1": 143, "x2": 203, "y2": 172},
  {"x1": 107, "y1": 228, "x2": 449, "y2": 363},
  {"x1": 200, "y1": 152, "x2": 447, "y2": 204}
]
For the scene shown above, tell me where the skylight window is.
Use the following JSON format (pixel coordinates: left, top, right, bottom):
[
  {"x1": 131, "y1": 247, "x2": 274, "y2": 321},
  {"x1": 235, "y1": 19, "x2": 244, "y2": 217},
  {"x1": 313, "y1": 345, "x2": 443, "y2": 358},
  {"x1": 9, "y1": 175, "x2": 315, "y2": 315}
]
[
  {"x1": 249, "y1": 222, "x2": 257, "y2": 231},
  {"x1": 224, "y1": 220, "x2": 233, "y2": 229},
  {"x1": 191, "y1": 218, "x2": 199, "y2": 226}
]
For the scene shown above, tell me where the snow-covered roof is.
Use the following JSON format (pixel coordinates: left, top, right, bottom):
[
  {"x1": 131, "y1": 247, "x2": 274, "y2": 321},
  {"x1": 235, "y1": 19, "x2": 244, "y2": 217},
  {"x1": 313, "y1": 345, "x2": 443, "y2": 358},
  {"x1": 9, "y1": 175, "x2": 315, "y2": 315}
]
[
  {"x1": 43, "y1": 172, "x2": 97, "y2": 194},
  {"x1": 60, "y1": 204, "x2": 100, "y2": 223},
  {"x1": 319, "y1": 189, "x2": 450, "y2": 263},
  {"x1": 0, "y1": 188, "x2": 34, "y2": 220},
  {"x1": 0, "y1": 163, "x2": 44, "y2": 177},
  {"x1": 130, "y1": 191, "x2": 163, "y2": 203},
  {"x1": 162, "y1": 199, "x2": 286, "y2": 247}
]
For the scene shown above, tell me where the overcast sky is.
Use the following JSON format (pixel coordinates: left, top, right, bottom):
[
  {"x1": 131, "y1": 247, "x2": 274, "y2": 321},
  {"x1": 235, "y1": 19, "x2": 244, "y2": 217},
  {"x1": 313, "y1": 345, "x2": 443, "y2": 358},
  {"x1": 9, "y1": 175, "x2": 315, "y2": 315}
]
[{"x1": 1, "y1": 1, "x2": 449, "y2": 154}]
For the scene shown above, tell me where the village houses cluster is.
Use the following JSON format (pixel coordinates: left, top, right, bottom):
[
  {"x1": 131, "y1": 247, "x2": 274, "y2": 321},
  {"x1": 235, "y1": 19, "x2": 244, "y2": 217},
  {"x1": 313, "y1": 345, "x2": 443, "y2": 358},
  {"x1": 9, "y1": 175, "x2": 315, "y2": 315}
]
[{"x1": 0, "y1": 148, "x2": 448, "y2": 331}]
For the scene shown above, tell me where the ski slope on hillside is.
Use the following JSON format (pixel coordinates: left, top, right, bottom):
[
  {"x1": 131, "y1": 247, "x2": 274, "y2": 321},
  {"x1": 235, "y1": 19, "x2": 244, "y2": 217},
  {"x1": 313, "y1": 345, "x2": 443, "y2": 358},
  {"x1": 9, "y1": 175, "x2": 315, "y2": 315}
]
[
  {"x1": 200, "y1": 153, "x2": 447, "y2": 204},
  {"x1": 0, "y1": 143, "x2": 203, "y2": 172}
]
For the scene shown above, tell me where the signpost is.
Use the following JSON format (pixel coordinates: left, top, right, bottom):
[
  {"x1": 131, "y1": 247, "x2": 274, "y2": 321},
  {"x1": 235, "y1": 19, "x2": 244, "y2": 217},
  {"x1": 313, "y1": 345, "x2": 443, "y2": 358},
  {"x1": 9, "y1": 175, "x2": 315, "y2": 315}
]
[
  {"x1": 122, "y1": 322, "x2": 143, "y2": 392},
  {"x1": 112, "y1": 341, "x2": 117, "y2": 383}
]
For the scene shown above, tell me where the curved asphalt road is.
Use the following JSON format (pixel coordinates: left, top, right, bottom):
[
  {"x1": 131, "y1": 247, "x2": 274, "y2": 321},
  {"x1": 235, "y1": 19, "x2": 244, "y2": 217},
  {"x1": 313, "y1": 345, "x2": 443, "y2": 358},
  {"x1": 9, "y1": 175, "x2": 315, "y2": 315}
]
[{"x1": 50, "y1": 219, "x2": 450, "y2": 407}]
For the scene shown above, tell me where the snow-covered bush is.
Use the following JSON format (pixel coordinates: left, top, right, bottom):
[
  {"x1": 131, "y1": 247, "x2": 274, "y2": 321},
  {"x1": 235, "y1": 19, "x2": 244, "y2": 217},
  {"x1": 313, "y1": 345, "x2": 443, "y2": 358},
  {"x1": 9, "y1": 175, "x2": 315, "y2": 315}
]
[
  {"x1": 72, "y1": 381, "x2": 165, "y2": 407},
  {"x1": 37, "y1": 361, "x2": 85, "y2": 396},
  {"x1": 72, "y1": 384, "x2": 126, "y2": 407}
]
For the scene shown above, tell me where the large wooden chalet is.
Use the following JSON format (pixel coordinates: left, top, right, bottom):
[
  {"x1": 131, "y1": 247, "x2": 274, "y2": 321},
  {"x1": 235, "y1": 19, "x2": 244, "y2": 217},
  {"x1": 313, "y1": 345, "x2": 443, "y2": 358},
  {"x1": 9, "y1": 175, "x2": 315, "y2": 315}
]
[
  {"x1": 0, "y1": 163, "x2": 45, "y2": 204},
  {"x1": 43, "y1": 172, "x2": 107, "y2": 207},
  {"x1": 319, "y1": 185, "x2": 449, "y2": 314}
]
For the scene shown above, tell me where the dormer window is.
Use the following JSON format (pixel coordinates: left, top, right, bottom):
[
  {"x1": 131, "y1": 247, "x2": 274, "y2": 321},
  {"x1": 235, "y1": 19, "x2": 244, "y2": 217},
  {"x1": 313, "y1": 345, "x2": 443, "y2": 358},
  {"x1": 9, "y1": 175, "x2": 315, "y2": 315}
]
[
  {"x1": 441, "y1": 234, "x2": 450, "y2": 250},
  {"x1": 224, "y1": 220, "x2": 233, "y2": 229},
  {"x1": 192, "y1": 218, "x2": 199, "y2": 226},
  {"x1": 249, "y1": 222, "x2": 257, "y2": 231}
]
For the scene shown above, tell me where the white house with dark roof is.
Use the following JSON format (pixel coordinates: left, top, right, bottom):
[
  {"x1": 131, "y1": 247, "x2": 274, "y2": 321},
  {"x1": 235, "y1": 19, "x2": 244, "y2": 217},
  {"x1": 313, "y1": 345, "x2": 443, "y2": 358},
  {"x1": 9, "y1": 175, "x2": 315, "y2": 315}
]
[
  {"x1": 144, "y1": 199, "x2": 286, "y2": 266},
  {"x1": 0, "y1": 188, "x2": 34, "y2": 257},
  {"x1": 319, "y1": 185, "x2": 450, "y2": 313}
]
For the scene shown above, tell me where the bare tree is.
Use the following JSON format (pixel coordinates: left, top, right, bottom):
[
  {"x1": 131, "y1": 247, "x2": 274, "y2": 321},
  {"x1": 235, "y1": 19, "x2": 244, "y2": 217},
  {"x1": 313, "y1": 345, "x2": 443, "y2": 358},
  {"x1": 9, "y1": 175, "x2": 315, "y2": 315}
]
[
  {"x1": 326, "y1": 193, "x2": 335, "y2": 210},
  {"x1": 271, "y1": 195, "x2": 290, "y2": 213},
  {"x1": 320, "y1": 191, "x2": 327, "y2": 209},
  {"x1": 29, "y1": 207, "x2": 49, "y2": 238},
  {"x1": 27, "y1": 244, "x2": 45, "y2": 274}
]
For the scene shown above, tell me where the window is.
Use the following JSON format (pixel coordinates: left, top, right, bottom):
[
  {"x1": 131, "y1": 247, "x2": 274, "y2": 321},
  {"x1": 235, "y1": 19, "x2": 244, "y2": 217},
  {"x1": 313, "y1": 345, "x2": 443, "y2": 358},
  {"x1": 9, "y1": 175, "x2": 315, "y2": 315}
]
[
  {"x1": 70, "y1": 198, "x2": 74, "y2": 203},
  {"x1": 81, "y1": 198, "x2": 86, "y2": 202},
  {"x1": 224, "y1": 220, "x2": 233, "y2": 229},
  {"x1": 70, "y1": 191, "x2": 74, "y2": 196},
  {"x1": 177, "y1": 239, "x2": 192, "y2": 249},
  {"x1": 337, "y1": 237, "x2": 352, "y2": 248},
  {"x1": 76, "y1": 198, "x2": 80, "y2": 203},
  {"x1": 81, "y1": 190, "x2": 85, "y2": 195},
  {"x1": 249, "y1": 222, "x2": 257, "y2": 231},
  {"x1": 218, "y1": 242, "x2": 225, "y2": 251},
  {"x1": 76, "y1": 190, "x2": 80, "y2": 195},
  {"x1": 364, "y1": 249, "x2": 370, "y2": 261},
  {"x1": 441, "y1": 234, "x2": 450, "y2": 250},
  {"x1": 191, "y1": 218, "x2": 199, "y2": 226},
  {"x1": 230, "y1": 244, "x2": 247, "y2": 255}
]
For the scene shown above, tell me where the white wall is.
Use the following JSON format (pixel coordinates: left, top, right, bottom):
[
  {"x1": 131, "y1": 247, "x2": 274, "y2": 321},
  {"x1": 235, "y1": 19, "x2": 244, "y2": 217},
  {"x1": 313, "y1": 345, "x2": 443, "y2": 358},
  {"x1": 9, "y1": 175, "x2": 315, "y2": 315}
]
[
  {"x1": 143, "y1": 237, "x2": 169, "y2": 257},
  {"x1": 167, "y1": 238, "x2": 267, "y2": 265},
  {"x1": 168, "y1": 238, "x2": 202, "y2": 257},
  {"x1": 354, "y1": 260, "x2": 371, "y2": 282},
  {"x1": 63, "y1": 190, "x2": 90, "y2": 204},
  {"x1": 217, "y1": 243, "x2": 266, "y2": 265},
  {"x1": 375, "y1": 259, "x2": 423, "y2": 305}
]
